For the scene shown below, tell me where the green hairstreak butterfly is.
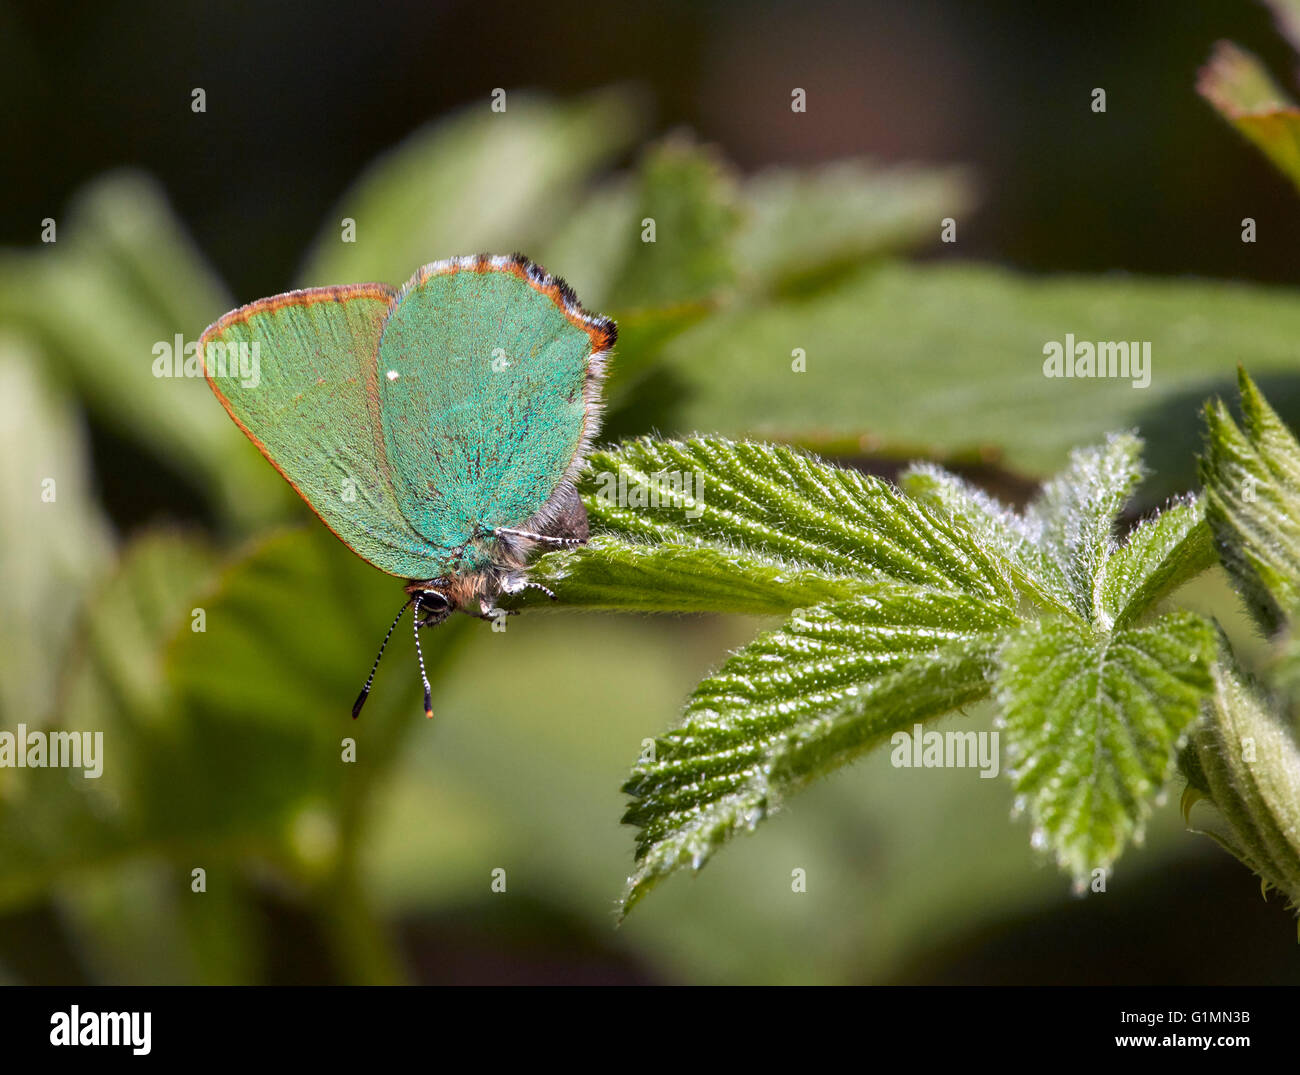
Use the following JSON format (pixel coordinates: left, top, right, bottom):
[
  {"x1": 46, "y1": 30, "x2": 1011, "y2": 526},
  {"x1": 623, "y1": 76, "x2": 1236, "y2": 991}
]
[{"x1": 200, "y1": 254, "x2": 616, "y2": 719}]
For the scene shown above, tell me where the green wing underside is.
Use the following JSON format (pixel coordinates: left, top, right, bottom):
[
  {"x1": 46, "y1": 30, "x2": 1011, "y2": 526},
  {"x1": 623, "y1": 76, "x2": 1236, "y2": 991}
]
[
  {"x1": 203, "y1": 272, "x2": 594, "y2": 579},
  {"x1": 377, "y1": 272, "x2": 591, "y2": 562},
  {"x1": 205, "y1": 290, "x2": 451, "y2": 578}
]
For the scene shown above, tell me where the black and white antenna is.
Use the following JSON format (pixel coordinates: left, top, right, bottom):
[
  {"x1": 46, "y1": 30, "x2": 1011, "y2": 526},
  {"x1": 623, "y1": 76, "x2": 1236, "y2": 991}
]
[{"x1": 351, "y1": 596, "x2": 414, "y2": 719}]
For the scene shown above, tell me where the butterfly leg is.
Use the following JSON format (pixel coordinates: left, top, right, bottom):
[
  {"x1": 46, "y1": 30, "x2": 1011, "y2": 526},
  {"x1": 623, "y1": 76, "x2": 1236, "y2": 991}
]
[
  {"x1": 474, "y1": 598, "x2": 518, "y2": 621},
  {"x1": 497, "y1": 573, "x2": 557, "y2": 601}
]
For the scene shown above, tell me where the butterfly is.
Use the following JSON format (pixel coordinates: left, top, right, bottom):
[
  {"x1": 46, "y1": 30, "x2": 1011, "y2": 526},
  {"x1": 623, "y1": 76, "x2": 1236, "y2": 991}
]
[{"x1": 200, "y1": 254, "x2": 615, "y2": 719}]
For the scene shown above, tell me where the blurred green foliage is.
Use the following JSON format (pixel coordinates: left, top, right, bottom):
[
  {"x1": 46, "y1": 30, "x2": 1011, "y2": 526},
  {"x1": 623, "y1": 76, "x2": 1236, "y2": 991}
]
[{"x1": 2, "y1": 89, "x2": 1299, "y2": 984}]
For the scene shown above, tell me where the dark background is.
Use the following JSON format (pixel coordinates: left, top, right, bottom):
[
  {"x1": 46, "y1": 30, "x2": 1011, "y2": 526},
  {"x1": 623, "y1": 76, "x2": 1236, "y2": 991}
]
[{"x1": 5, "y1": 0, "x2": 1300, "y2": 296}]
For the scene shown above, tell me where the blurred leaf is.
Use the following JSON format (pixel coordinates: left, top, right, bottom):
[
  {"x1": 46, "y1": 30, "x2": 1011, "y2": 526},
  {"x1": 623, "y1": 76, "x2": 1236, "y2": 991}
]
[
  {"x1": 543, "y1": 139, "x2": 744, "y2": 436},
  {"x1": 0, "y1": 530, "x2": 212, "y2": 911},
  {"x1": 535, "y1": 178, "x2": 637, "y2": 308},
  {"x1": 554, "y1": 151, "x2": 973, "y2": 442},
  {"x1": 0, "y1": 172, "x2": 290, "y2": 529},
  {"x1": 164, "y1": 528, "x2": 462, "y2": 850},
  {"x1": 1198, "y1": 40, "x2": 1300, "y2": 193},
  {"x1": 597, "y1": 304, "x2": 713, "y2": 441},
  {"x1": 56, "y1": 865, "x2": 194, "y2": 985},
  {"x1": 1200, "y1": 39, "x2": 1297, "y2": 112},
  {"x1": 0, "y1": 336, "x2": 113, "y2": 727},
  {"x1": 1265, "y1": 0, "x2": 1300, "y2": 53},
  {"x1": 604, "y1": 137, "x2": 743, "y2": 310},
  {"x1": 0, "y1": 524, "x2": 469, "y2": 983},
  {"x1": 1201, "y1": 368, "x2": 1300, "y2": 634},
  {"x1": 995, "y1": 613, "x2": 1216, "y2": 887},
  {"x1": 652, "y1": 262, "x2": 1300, "y2": 492},
  {"x1": 59, "y1": 531, "x2": 217, "y2": 829},
  {"x1": 166, "y1": 527, "x2": 471, "y2": 982},
  {"x1": 55, "y1": 863, "x2": 260, "y2": 986},
  {"x1": 544, "y1": 148, "x2": 969, "y2": 312},
  {"x1": 299, "y1": 88, "x2": 644, "y2": 287},
  {"x1": 734, "y1": 160, "x2": 973, "y2": 293}
]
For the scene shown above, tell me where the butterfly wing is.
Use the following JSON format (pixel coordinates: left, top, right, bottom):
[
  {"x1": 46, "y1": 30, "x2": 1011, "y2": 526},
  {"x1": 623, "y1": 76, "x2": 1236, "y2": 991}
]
[
  {"x1": 201, "y1": 284, "x2": 458, "y2": 579},
  {"x1": 375, "y1": 256, "x2": 614, "y2": 570}
]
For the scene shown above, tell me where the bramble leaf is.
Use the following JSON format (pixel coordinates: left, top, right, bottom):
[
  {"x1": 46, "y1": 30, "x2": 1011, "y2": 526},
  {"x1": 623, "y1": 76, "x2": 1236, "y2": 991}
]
[
  {"x1": 1184, "y1": 649, "x2": 1300, "y2": 914},
  {"x1": 994, "y1": 614, "x2": 1217, "y2": 887},
  {"x1": 1097, "y1": 498, "x2": 1215, "y2": 629},
  {"x1": 621, "y1": 590, "x2": 1015, "y2": 913},
  {"x1": 555, "y1": 433, "x2": 1221, "y2": 911},
  {"x1": 1201, "y1": 368, "x2": 1300, "y2": 633},
  {"x1": 529, "y1": 437, "x2": 1018, "y2": 617},
  {"x1": 1021, "y1": 433, "x2": 1144, "y2": 622},
  {"x1": 1185, "y1": 371, "x2": 1300, "y2": 922}
]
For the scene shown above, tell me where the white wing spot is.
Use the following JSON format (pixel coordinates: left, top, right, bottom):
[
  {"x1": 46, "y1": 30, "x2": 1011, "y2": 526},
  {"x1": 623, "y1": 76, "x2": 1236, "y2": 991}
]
[{"x1": 386, "y1": 370, "x2": 400, "y2": 381}]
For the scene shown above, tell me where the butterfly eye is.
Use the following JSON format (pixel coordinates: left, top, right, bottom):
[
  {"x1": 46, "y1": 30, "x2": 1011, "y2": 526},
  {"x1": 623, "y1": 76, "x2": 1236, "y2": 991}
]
[{"x1": 419, "y1": 590, "x2": 451, "y2": 612}]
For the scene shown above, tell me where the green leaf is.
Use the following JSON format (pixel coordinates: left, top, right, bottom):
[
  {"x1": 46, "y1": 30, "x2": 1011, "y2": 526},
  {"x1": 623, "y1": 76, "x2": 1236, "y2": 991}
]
[
  {"x1": 528, "y1": 436, "x2": 1018, "y2": 616},
  {"x1": 909, "y1": 442, "x2": 1220, "y2": 883},
  {"x1": 164, "y1": 527, "x2": 461, "y2": 840},
  {"x1": 734, "y1": 159, "x2": 973, "y2": 293},
  {"x1": 1201, "y1": 368, "x2": 1300, "y2": 633},
  {"x1": 1189, "y1": 371, "x2": 1300, "y2": 922},
  {"x1": 1, "y1": 525, "x2": 465, "y2": 981},
  {"x1": 566, "y1": 433, "x2": 1224, "y2": 909},
  {"x1": 540, "y1": 139, "x2": 744, "y2": 438},
  {"x1": 1184, "y1": 648, "x2": 1300, "y2": 912},
  {"x1": 652, "y1": 262, "x2": 1300, "y2": 491},
  {"x1": 531, "y1": 538, "x2": 876, "y2": 616},
  {"x1": 540, "y1": 151, "x2": 975, "y2": 446},
  {"x1": 163, "y1": 528, "x2": 468, "y2": 984},
  {"x1": 1198, "y1": 40, "x2": 1300, "y2": 194},
  {"x1": 299, "y1": 89, "x2": 643, "y2": 287},
  {"x1": 1097, "y1": 498, "x2": 1215, "y2": 629},
  {"x1": 47, "y1": 531, "x2": 266, "y2": 985},
  {"x1": 1021, "y1": 432, "x2": 1144, "y2": 620},
  {"x1": 901, "y1": 461, "x2": 1060, "y2": 612},
  {"x1": 995, "y1": 613, "x2": 1217, "y2": 886},
  {"x1": 620, "y1": 590, "x2": 1015, "y2": 913},
  {"x1": 547, "y1": 150, "x2": 969, "y2": 313},
  {"x1": 909, "y1": 433, "x2": 1145, "y2": 623},
  {"x1": 907, "y1": 436, "x2": 1211, "y2": 628}
]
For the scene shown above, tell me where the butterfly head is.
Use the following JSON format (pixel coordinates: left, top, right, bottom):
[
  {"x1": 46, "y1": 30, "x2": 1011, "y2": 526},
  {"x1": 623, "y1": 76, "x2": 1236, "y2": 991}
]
[{"x1": 406, "y1": 581, "x2": 456, "y2": 626}]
